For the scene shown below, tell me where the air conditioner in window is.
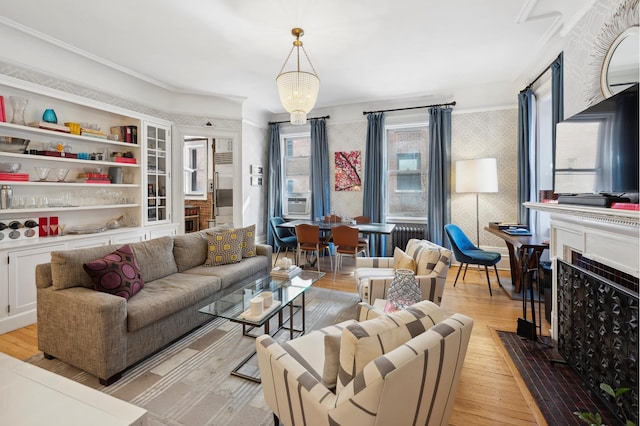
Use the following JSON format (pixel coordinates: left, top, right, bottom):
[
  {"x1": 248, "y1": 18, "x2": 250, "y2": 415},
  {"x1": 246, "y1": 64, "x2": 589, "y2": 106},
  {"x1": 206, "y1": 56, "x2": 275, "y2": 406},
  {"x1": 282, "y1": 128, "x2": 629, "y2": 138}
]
[{"x1": 287, "y1": 197, "x2": 310, "y2": 215}]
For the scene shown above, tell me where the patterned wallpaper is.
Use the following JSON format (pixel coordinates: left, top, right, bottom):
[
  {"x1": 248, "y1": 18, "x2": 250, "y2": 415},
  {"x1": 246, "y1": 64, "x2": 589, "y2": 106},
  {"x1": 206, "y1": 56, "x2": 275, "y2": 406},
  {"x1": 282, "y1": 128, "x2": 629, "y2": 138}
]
[
  {"x1": 451, "y1": 109, "x2": 518, "y2": 249},
  {"x1": 322, "y1": 108, "x2": 517, "y2": 251},
  {"x1": 564, "y1": 0, "x2": 636, "y2": 116}
]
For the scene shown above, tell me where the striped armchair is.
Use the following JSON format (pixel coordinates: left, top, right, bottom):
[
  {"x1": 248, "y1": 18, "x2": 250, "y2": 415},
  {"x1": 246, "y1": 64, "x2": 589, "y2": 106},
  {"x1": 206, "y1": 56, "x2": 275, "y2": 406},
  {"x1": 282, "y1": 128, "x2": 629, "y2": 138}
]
[
  {"x1": 256, "y1": 300, "x2": 473, "y2": 426},
  {"x1": 354, "y1": 239, "x2": 452, "y2": 305}
]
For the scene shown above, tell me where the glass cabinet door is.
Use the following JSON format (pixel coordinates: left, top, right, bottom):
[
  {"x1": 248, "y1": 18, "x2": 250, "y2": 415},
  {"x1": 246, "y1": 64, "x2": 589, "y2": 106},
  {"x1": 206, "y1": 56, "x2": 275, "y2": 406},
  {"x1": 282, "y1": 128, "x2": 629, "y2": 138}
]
[{"x1": 145, "y1": 122, "x2": 170, "y2": 224}]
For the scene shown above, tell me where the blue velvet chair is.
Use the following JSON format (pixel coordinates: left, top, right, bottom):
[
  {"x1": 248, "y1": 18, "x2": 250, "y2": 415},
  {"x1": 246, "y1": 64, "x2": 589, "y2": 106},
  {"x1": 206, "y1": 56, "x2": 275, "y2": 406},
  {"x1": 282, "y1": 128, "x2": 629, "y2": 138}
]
[
  {"x1": 269, "y1": 217, "x2": 297, "y2": 266},
  {"x1": 444, "y1": 223, "x2": 501, "y2": 295}
]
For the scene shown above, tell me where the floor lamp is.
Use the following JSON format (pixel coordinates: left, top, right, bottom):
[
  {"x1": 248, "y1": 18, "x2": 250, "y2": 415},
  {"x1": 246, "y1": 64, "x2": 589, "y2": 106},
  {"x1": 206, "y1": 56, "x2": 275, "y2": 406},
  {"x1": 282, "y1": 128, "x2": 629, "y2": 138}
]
[{"x1": 455, "y1": 158, "x2": 499, "y2": 247}]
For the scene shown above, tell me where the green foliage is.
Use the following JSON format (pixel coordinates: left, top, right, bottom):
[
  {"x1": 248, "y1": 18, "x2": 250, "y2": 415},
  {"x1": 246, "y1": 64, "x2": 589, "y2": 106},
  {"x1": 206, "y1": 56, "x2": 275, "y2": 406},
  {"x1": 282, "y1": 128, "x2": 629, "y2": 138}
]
[{"x1": 573, "y1": 383, "x2": 635, "y2": 426}]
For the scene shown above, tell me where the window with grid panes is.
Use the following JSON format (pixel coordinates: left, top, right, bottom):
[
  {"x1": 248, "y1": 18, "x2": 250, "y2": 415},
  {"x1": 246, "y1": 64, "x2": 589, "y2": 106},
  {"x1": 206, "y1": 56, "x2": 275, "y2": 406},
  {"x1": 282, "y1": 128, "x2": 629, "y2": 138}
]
[
  {"x1": 386, "y1": 124, "x2": 429, "y2": 219},
  {"x1": 282, "y1": 134, "x2": 312, "y2": 217}
]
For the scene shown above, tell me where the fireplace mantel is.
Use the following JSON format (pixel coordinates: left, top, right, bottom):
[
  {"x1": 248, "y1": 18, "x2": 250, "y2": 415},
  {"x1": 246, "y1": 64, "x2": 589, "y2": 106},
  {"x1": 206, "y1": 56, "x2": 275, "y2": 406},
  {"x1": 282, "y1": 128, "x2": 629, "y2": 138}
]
[
  {"x1": 525, "y1": 202, "x2": 640, "y2": 340},
  {"x1": 524, "y1": 202, "x2": 639, "y2": 228}
]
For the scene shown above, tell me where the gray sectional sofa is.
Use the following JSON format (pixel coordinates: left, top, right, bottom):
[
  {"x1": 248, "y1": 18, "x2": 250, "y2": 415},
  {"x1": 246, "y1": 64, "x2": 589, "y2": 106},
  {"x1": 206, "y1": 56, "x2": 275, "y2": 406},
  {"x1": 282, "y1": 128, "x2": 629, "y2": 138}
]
[{"x1": 35, "y1": 229, "x2": 271, "y2": 385}]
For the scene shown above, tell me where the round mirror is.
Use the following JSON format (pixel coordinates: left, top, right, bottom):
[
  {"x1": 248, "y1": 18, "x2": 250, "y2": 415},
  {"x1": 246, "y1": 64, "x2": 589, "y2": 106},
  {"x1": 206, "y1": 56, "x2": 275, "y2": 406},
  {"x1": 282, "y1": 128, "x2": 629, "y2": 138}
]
[{"x1": 601, "y1": 26, "x2": 640, "y2": 97}]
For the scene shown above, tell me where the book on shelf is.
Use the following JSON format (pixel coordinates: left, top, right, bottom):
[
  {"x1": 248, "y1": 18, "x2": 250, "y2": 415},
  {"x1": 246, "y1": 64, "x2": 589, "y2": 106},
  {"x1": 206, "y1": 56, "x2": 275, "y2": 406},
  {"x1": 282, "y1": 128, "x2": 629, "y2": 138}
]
[
  {"x1": 611, "y1": 202, "x2": 640, "y2": 211},
  {"x1": 110, "y1": 125, "x2": 138, "y2": 144},
  {"x1": 29, "y1": 121, "x2": 70, "y2": 133},
  {"x1": 0, "y1": 96, "x2": 5, "y2": 122},
  {"x1": 114, "y1": 156, "x2": 137, "y2": 164},
  {"x1": 0, "y1": 172, "x2": 28, "y2": 181},
  {"x1": 81, "y1": 131, "x2": 108, "y2": 139},
  {"x1": 270, "y1": 265, "x2": 302, "y2": 279}
]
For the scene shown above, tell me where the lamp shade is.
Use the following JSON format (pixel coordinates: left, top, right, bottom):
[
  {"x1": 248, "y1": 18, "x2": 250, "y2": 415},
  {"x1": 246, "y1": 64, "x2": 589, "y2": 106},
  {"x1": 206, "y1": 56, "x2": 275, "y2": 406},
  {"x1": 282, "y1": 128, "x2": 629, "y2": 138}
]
[
  {"x1": 455, "y1": 158, "x2": 498, "y2": 193},
  {"x1": 276, "y1": 70, "x2": 320, "y2": 125}
]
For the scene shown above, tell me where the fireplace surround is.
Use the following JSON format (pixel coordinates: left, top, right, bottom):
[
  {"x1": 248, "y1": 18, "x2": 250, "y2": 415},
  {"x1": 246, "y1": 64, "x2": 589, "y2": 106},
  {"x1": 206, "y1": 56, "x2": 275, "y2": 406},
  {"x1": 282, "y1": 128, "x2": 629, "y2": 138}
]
[{"x1": 526, "y1": 202, "x2": 639, "y2": 423}]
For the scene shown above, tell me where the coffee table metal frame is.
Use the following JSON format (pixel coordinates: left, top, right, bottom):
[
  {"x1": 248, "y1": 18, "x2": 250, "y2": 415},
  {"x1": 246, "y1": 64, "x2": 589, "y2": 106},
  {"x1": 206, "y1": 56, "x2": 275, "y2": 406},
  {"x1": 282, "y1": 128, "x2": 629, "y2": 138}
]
[{"x1": 199, "y1": 270, "x2": 324, "y2": 382}]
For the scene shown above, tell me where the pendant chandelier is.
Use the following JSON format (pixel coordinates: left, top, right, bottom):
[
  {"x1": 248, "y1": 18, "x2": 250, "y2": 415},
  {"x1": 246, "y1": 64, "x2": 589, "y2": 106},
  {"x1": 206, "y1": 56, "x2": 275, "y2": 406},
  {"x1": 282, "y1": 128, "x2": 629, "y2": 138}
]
[{"x1": 276, "y1": 28, "x2": 320, "y2": 125}]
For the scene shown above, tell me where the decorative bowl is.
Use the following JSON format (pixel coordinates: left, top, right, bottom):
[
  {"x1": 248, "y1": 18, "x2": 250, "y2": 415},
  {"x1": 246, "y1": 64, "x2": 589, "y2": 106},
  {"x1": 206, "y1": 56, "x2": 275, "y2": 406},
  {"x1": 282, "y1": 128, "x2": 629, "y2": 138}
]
[
  {"x1": 0, "y1": 162, "x2": 21, "y2": 173},
  {"x1": 0, "y1": 137, "x2": 30, "y2": 153}
]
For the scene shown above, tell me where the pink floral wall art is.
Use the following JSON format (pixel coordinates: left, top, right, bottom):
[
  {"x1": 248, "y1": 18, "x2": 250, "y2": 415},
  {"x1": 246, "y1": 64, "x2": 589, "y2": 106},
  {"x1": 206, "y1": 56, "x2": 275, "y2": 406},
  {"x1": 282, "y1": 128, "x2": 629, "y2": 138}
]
[{"x1": 335, "y1": 150, "x2": 361, "y2": 191}]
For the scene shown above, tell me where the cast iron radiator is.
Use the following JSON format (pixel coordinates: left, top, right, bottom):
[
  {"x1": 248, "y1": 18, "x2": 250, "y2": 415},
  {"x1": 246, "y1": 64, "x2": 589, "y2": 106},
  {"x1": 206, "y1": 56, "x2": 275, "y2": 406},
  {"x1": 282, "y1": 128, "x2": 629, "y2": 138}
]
[
  {"x1": 391, "y1": 224, "x2": 427, "y2": 249},
  {"x1": 556, "y1": 259, "x2": 639, "y2": 425}
]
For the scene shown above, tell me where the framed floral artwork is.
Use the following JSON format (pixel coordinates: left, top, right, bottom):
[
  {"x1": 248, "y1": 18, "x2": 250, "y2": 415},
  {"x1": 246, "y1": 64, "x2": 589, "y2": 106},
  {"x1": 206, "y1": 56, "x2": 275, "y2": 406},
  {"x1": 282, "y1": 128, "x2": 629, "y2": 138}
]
[{"x1": 335, "y1": 150, "x2": 361, "y2": 191}]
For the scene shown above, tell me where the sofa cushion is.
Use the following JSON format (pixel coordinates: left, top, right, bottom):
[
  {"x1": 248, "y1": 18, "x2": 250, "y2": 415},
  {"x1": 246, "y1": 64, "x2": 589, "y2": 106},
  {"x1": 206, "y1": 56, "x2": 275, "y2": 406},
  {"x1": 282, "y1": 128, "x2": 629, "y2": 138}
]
[
  {"x1": 323, "y1": 334, "x2": 342, "y2": 389},
  {"x1": 205, "y1": 229, "x2": 243, "y2": 266},
  {"x1": 126, "y1": 273, "x2": 222, "y2": 332},
  {"x1": 83, "y1": 244, "x2": 144, "y2": 301},
  {"x1": 185, "y1": 255, "x2": 269, "y2": 289},
  {"x1": 51, "y1": 244, "x2": 122, "y2": 290},
  {"x1": 130, "y1": 237, "x2": 178, "y2": 283},
  {"x1": 240, "y1": 224, "x2": 256, "y2": 258},
  {"x1": 173, "y1": 232, "x2": 208, "y2": 272},
  {"x1": 393, "y1": 247, "x2": 416, "y2": 272},
  {"x1": 337, "y1": 300, "x2": 444, "y2": 393},
  {"x1": 279, "y1": 320, "x2": 356, "y2": 389}
]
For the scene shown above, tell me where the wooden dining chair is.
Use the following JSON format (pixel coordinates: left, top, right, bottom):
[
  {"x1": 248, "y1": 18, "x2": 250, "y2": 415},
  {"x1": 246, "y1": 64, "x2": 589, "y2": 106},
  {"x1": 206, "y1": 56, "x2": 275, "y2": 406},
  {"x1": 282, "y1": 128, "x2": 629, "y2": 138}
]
[
  {"x1": 295, "y1": 224, "x2": 332, "y2": 272},
  {"x1": 332, "y1": 225, "x2": 368, "y2": 274},
  {"x1": 353, "y1": 216, "x2": 371, "y2": 256}
]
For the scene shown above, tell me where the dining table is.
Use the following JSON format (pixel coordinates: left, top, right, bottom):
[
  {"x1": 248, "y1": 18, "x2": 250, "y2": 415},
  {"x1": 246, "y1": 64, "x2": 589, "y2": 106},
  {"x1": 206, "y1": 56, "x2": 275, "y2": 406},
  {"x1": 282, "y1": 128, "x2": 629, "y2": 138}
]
[{"x1": 277, "y1": 219, "x2": 395, "y2": 257}]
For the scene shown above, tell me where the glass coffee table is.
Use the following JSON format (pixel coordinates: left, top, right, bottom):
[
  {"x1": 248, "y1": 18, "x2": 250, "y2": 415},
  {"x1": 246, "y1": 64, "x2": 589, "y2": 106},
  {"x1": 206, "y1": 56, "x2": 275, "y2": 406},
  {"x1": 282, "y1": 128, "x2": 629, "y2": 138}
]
[{"x1": 199, "y1": 270, "x2": 324, "y2": 382}]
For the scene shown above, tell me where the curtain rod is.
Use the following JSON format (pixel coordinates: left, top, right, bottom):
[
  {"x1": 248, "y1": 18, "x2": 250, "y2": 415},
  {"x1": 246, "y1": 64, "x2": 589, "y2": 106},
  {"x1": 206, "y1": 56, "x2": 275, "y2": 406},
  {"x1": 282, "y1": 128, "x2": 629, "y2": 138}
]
[
  {"x1": 362, "y1": 101, "x2": 456, "y2": 115},
  {"x1": 524, "y1": 52, "x2": 562, "y2": 91},
  {"x1": 268, "y1": 115, "x2": 330, "y2": 125}
]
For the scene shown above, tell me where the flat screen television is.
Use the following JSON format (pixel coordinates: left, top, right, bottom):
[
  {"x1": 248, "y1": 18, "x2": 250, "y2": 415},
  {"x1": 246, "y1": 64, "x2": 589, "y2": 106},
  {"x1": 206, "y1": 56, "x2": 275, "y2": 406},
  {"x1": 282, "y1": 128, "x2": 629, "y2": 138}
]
[{"x1": 554, "y1": 83, "x2": 639, "y2": 196}]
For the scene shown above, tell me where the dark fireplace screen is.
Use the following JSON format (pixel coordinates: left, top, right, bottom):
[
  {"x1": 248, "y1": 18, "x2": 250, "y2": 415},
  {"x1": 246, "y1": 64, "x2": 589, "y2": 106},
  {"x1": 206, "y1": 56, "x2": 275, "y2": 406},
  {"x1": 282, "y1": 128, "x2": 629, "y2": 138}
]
[{"x1": 557, "y1": 259, "x2": 638, "y2": 424}]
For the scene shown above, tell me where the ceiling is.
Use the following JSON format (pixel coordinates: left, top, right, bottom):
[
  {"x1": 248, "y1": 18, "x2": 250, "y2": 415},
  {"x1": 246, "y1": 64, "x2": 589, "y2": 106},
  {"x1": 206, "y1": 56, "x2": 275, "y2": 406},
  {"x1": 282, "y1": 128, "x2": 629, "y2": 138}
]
[{"x1": 0, "y1": 0, "x2": 592, "y2": 113}]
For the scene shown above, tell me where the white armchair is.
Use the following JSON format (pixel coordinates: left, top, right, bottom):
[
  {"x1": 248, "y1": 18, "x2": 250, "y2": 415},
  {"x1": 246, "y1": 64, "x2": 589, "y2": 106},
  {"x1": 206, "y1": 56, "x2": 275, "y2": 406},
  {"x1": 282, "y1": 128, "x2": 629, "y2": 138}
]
[
  {"x1": 354, "y1": 239, "x2": 452, "y2": 305},
  {"x1": 256, "y1": 300, "x2": 473, "y2": 426}
]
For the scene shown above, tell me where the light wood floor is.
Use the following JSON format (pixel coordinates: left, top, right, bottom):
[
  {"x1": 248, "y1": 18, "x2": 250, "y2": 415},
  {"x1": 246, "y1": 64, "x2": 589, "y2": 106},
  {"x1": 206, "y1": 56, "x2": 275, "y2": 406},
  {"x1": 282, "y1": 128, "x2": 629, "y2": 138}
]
[{"x1": 0, "y1": 255, "x2": 550, "y2": 425}]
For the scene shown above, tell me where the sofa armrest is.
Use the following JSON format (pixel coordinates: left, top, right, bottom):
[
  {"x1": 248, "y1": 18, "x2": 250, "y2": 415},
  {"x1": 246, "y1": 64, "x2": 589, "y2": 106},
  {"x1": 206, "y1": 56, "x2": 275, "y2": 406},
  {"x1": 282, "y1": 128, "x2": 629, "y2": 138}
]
[
  {"x1": 256, "y1": 243, "x2": 272, "y2": 258},
  {"x1": 256, "y1": 335, "x2": 338, "y2": 425},
  {"x1": 355, "y1": 257, "x2": 394, "y2": 268},
  {"x1": 37, "y1": 286, "x2": 128, "y2": 380},
  {"x1": 367, "y1": 272, "x2": 445, "y2": 305}
]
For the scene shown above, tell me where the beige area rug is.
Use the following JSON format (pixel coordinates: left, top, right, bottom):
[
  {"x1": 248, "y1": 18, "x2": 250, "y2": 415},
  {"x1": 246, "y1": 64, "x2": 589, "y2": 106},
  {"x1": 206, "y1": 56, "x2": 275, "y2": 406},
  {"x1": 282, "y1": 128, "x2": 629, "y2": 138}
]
[{"x1": 27, "y1": 287, "x2": 361, "y2": 426}]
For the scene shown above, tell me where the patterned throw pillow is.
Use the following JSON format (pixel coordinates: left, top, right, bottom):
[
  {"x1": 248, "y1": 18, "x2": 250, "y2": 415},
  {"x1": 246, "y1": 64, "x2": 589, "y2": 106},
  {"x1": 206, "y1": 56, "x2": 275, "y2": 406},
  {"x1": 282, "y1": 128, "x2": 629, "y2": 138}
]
[
  {"x1": 393, "y1": 247, "x2": 417, "y2": 272},
  {"x1": 240, "y1": 224, "x2": 256, "y2": 258},
  {"x1": 205, "y1": 228, "x2": 243, "y2": 266},
  {"x1": 83, "y1": 244, "x2": 144, "y2": 301}
]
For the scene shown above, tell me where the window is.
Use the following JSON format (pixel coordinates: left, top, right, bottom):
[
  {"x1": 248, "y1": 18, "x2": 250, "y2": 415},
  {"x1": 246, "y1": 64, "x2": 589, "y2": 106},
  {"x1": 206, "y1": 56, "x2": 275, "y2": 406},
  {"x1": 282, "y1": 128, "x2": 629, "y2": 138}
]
[
  {"x1": 282, "y1": 133, "x2": 311, "y2": 217},
  {"x1": 386, "y1": 124, "x2": 429, "y2": 219},
  {"x1": 183, "y1": 137, "x2": 208, "y2": 200}
]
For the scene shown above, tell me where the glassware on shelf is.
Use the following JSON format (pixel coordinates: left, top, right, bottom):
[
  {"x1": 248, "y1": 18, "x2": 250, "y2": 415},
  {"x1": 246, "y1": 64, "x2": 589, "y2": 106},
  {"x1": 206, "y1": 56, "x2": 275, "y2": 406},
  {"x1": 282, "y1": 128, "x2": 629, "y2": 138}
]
[
  {"x1": 58, "y1": 224, "x2": 66, "y2": 236},
  {"x1": 34, "y1": 167, "x2": 51, "y2": 181},
  {"x1": 42, "y1": 109, "x2": 58, "y2": 124},
  {"x1": 9, "y1": 96, "x2": 28, "y2": 125},
  {"x1": 54, "y1": 168, "x2": 70, "y2": 182}
]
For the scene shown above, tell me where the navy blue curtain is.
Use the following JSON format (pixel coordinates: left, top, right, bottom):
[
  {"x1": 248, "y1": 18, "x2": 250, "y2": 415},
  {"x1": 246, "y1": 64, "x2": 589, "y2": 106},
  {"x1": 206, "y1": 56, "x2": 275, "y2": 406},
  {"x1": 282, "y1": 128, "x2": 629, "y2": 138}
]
[
  {"x1": 267, "y1": 123, "x2": 282, "y2": 246},
  {"x1": 551, "y1": 52, "x2": 564, "y2": 182},
  {"x1": 310, "y1": 118, "x2": 330, "y2": 220},
  {"x1": 427, "y1": 107, "x2": 452, "y2": 247},
  {"x1": 517, "y1": 89, "x2": 533, "y2": 226},
  {"x1": 363, "y1": 113, "x2": 386, "y2": 255}
]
